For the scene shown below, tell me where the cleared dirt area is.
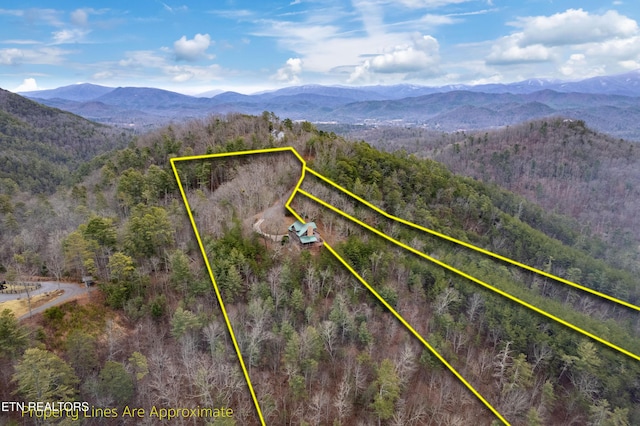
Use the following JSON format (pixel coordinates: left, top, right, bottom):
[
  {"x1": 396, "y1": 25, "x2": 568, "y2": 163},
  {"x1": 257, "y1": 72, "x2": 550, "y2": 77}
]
[
  {"x1": 261, "y1": 196, "x2": 290, "y2": 231},
  {"x1": 248, "y1": 196, "x2": 292, "y2": 241}
]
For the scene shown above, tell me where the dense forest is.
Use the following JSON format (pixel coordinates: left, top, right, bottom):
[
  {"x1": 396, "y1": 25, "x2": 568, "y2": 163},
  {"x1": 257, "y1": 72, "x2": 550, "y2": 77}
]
[
  {"x1": 0, "y1": 88, "x2": 132, "y2": 193},
  {"x1": 0, "y1": 108, "x2": 638, "y2": 425}
]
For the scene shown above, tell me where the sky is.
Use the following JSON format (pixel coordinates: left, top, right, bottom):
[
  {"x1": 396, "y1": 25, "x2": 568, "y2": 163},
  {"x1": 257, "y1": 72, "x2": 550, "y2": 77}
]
[{"x1": 1, "y1": 1, "x2": 640, "y2": 95}]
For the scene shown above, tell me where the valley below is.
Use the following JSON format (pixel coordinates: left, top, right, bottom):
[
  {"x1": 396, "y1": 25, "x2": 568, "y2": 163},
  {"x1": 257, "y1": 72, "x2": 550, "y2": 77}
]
[{"x1": 1, "y1": 78, "x2": 639, "y2": 425}]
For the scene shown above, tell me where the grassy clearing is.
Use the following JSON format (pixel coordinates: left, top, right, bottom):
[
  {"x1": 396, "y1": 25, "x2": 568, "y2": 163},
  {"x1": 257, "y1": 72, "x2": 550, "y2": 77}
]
[{"x1": 0, "y1": 289, "x2": 63, "y2": 317}]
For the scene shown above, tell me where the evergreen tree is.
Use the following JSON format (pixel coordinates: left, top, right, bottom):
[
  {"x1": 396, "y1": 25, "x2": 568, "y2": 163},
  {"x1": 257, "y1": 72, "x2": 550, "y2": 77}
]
[
  {"x1": 371, "y1": 358, "x2": 401, "y2": 423},
  {"x1": 12, "y1": 348, "x2": 79, "y2": 402},
  {"x1": 0, "y1": 309, "x2": 28, "y2": 359}
]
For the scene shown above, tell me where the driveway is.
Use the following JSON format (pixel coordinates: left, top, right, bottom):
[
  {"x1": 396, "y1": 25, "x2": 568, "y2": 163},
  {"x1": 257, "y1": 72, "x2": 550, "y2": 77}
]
[
  {"x1": 0, "y1": 281, "x2": 88, "y2": 320},
  {"x1": 253, "y1": 218, "x2": 289, "y2": 242}
]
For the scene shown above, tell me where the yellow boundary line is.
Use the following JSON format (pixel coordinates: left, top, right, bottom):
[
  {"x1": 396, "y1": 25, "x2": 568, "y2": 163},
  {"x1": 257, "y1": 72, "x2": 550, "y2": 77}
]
[
  {"x1": 174, "y1": 148, "x2": 508, "y2": 424},
  {"x1": 284, "y1": 196, "x2": 511, "y2": 425},
  {"x1": 304, "y1": 167, "x2": 640, "y2": 313},
  {"x1": 295, "y1": 188, "x2": 640, "y2": 363},
  {"x1": 171, "y1": 148, "x2": 306, "y2": 426},
  {"x1": 170, "y1": 146, "x2": 639, "y2": 426}
]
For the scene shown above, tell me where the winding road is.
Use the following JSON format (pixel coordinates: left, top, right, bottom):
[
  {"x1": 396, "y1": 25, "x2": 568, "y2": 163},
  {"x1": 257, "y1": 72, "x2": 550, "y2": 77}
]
[{"x1": 0, "y1": 281, "x2": 88, "y2": 320}]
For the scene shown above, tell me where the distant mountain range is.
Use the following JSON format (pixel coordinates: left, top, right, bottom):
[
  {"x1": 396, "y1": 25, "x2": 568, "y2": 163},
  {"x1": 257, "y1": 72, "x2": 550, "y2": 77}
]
[{"x1": 16, "y1": 69, "x2": 640, "y2": 139}]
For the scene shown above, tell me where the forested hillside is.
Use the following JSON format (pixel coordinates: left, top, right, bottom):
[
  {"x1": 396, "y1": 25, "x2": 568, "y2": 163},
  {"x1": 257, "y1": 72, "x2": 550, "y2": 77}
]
[
  {"x1": 0, "y1": 113, "x2": 637, "y2": 425},
  {"x1": 0, "y1": 88, "x2": 132, "y2": 193},
  {"x1": 335, "y1": 119, "x2": 640, "y2": 274}
]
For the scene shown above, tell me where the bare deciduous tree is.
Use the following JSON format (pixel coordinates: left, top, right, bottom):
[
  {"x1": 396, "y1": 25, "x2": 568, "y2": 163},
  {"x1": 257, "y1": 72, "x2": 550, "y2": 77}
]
[{"x1": 334, "y1": 374, "x2": 351, "y2": 423}]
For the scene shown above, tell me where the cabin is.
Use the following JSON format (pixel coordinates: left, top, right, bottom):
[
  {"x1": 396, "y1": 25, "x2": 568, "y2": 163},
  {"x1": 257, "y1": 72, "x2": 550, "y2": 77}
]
[{"x1": 288, "y1": 220, "x2": 323, "y2": 248}]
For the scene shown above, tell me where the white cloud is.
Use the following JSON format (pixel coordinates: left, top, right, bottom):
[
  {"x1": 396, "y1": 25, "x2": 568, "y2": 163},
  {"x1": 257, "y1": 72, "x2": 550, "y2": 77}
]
[
  {"x1": 565, "y1": 35, "x2": 640, "y2": 76},
  {"x1": 256, "y1": 13, "x2": 411, "y2": 73},
  {"x1": 253, "y1": 18, "x2": 384, "y2": 75},
  {"x1": 353, "y1": 0, "x2": 385, "y2": 36},
  {"x1": 208, "y1": 9, "x2": 254, "y2": 20},
  {"x1": 468, "y1": 73, "x2": 504, "y2": 86},
  {"x1": 485, "y1": 8, "x2": 639, "y2": 75},
  {"x1": 389, "y1": 0, "x2": 472, "y2": 8},
  {"x1": 24, "y1": 8, "x2": 64, "y2": 27},
  {"x1": 273, "y1": 58, "x2": 303, "y2": 84},
  {"x1": 68, "y1": 8, "x2": 110, "y2": 28},
  {"x1": 255, "y1": 20, "x2": 340, "y2": 46},
  {"x1": 160, "y1": 2, "x2": 188, "y2": 14},
  {"x1": 349, "y1": 34, "x2": 440, "y2": 82},
  {"x1": 0, "y1": 47, "x2": 70, "y2": 65},
  {"x1": 71, "y1": 9, "x2": 88, "y2": 26},
  {"x1": 583, "y1": 36, "x2": 640, "y2": 60},
  {"x1": 253, "y1": 0, "x2": 457, "y2": 84},
  {"x1": 92, "y1": 70, "x2": 114, "y2": 80},
  {"x1": 486, "y1": 34, "x2": 552, "y2": 65},
  {"x1": 560, "y1": 53, "x2": 587, "y2": 77},
  {"x1": 165, "y1": 64, "x2": 222, "y2": 82},
  {"x1": 119, "y1": 51, "x2": 167, "y2": 68},
  {"x1": 2, "y1": 39, "x2": 41, "y2": 45},
  {"x1": 513, "y1": 9, "x2": 638, "y2": 47},
  {"x1": 371, "y1": 35, "x2": 439, "y2": 72},
  {"x1": 52, "y1": 28, "x2": 89, "y2": 44},
  {"x1": 348, "y1": 61, "x2": 370, "y2": 84},
  {"x1": 14, "y1": 78, "x2": 38, "y2": 92},
  {"x1": 619, "y1": 60, "x2": 640, "y2": 69},
  {"x1": 113, "y1": 49, "x2": 223, "y2": 84},
  {"x1": 0, "y1": 48, "x2": 23, "y2": 65},
  {"x1": 0, "y1": 8, "x2": 24, "y2": 17},
  {"x1": 354, "y1": 2, "x2": 459, "y2": 34},
  {"x1": 173, "y1": 33, "x2": 213, "y2": 61},
  {"x1": 417, "y1": 14, "x2": 457, "y2": 26}
]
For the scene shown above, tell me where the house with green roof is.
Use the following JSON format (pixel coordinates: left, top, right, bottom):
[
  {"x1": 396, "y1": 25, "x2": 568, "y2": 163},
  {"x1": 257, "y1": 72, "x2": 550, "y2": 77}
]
[{"x1": 288, "y1": 220, "x2": 322, "y2": 247}]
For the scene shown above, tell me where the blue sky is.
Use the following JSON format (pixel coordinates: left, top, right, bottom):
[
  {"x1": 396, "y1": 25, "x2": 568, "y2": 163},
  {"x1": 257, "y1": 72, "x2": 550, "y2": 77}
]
[{"x1": 1, "y1": 1, "x2": 639, "y2": 94}]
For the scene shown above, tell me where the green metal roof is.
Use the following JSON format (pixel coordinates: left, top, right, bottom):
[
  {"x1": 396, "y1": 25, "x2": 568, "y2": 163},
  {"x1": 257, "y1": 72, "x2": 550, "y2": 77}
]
[
  {"x1": 299, "y1": 235, "x2": 318, "y2": 244},
  {"x1": 288, "y1": 220, "x2": 303, "y2": 232},
  {"x1": 289, "y1": 220, "x2": 317, "y2": 238}
]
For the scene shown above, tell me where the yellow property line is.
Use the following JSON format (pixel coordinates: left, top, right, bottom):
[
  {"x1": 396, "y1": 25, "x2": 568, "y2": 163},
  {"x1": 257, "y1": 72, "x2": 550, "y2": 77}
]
[
  {"x1": 172, "y1": 147, "x2": 308, "y2": 231},
  {"x1": 305, "y1": 167, "x2": 640, "y2": 313},
  {"x1": 285, "y1": 198, "x2": 511, "y2": 425},
  {"x1": 296, "y1": 188, "x2": 640, "y2": 362},
  {"x1": 170, "y1": 148, "x2": 308, "y2": 425},
  {"x1": 170, "y1": 146, "x2": 303, "y2": 162},
  {"x1": 171, "y1": 147, "x2": 503, "y2": 423},
  {"x1": 171, "y1": 145, "x2": 638, "y2": 426},
  {"x1": 171, "y1": 155, "x2": 268, "y2": 426}
]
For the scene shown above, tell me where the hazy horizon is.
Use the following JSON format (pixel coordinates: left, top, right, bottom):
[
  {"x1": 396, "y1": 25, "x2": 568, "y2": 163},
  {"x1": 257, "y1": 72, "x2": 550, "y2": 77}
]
[
  {"x1": 11, "y1": 67, "x2": 640, "y2": 98},
  {"x1": 2, "y1": 2, "x2": 640, "y2": 95}
]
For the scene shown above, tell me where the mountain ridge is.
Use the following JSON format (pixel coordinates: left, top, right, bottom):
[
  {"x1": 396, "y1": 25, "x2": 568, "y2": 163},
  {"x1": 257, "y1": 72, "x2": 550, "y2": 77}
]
[
  {"x1": 20, "y1": 83, "x2": 114, "y2": 101},
  {"x1": 14, "y1": 70, "x2": 640, "y2": 139},
  {"x1": 19, "y1": 69, "x2": 640, "y2": 102},
  {"x1": 336, "y1": 117, "x2": 640, "y2": 270},
  {"x1": 0, "y1": 87, "x2": 132, "y2": 192}
]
